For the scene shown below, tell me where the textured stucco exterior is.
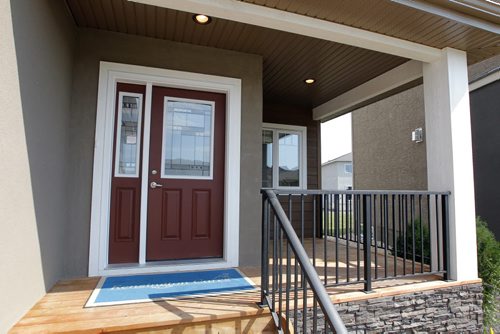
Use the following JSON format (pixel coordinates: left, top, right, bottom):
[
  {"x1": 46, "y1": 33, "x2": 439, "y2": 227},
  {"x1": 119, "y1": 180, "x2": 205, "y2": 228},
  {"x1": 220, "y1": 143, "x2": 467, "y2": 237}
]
[
  {"x1": 0, "y1": 0, "x2": 76, "y2": 330},
  {"x1": 470, "y1": 79, "x2": 500, "y2": 239},
  {"x1": 67, "y1": 29, "x2": 263, "y2": 277},
  {"x1": 352, "y1": 85, "x2": 427, "y2": 190}
]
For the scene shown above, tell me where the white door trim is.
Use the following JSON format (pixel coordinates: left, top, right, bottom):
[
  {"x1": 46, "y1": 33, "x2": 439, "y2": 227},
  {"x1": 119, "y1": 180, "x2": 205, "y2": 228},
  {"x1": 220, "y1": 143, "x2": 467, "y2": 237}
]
[{"x1": 88, "y1": 61, "x2": 241, "y2": 276}]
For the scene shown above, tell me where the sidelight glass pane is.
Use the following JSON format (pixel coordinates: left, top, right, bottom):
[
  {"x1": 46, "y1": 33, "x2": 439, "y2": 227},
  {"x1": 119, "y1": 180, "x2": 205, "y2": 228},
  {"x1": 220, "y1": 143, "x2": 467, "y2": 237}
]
[
  {"x1": 262, "y1": 130, "x2": 273, "y2": 188},
  {"x1": 116, "y1": 94, "x2": 142, "y2": 177},
  {"x1": 163, "y1": 100, "x2": 213, "y2": 178},
  {"x1": 278, "y1": 132, "x2": 300, "y2": 187}
]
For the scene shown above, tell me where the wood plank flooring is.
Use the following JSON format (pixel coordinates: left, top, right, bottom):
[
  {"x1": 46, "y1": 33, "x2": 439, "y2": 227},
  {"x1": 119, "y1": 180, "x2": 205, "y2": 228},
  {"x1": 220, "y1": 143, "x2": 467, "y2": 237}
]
[{"x1": 10, "y1": 238, "x2": 445, "y2": 333}]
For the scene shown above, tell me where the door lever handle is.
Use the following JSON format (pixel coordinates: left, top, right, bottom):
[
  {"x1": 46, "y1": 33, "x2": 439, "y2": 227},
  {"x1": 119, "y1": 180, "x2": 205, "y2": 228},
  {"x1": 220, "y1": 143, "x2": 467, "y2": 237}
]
[{"x1": 150, "y1": 181, "x2": 163, "y2": 189}]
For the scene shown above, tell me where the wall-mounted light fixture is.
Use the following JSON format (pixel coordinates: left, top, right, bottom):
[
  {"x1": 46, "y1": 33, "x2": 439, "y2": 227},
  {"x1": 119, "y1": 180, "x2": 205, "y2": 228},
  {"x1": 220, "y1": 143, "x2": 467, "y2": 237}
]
[{"x1": 412, "y1": 127, "x2": 424, "y2": 143}]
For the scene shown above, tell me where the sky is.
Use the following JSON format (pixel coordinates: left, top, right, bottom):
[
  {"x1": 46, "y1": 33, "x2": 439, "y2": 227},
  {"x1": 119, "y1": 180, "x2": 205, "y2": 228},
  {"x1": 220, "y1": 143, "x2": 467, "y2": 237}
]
[{"x1": 321, "y1": 113, "x2": 352, "y2": 163}]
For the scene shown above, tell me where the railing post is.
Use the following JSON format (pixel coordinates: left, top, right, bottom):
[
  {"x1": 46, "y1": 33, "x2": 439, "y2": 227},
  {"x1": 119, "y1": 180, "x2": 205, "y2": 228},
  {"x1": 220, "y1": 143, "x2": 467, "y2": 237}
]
[
  {"x1": 259, "y1": 194, "x2": 269, "y2": 307},
  {"x1": 363, "y1": 194, "x2": 372, "y2": 292},
  {"x1": 441, "y1": 194, "x2": 451, "y2": 281}
]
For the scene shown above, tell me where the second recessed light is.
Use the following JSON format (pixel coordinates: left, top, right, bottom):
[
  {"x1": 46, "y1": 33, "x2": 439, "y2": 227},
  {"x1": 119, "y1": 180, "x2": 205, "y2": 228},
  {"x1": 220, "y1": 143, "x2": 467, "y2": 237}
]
[{"x1": 304, "y1": 78, "x2": 315, "y2": 84}]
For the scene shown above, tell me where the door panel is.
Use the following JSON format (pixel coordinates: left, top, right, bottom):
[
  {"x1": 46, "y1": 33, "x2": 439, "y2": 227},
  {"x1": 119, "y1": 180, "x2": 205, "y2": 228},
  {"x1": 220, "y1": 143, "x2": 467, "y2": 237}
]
[
  {"x1": 108, "y1": 83, "x2": 146, "y2": 264},
  {"x1": 147, "y1": 86, "x2": 226, "y2": 261}
]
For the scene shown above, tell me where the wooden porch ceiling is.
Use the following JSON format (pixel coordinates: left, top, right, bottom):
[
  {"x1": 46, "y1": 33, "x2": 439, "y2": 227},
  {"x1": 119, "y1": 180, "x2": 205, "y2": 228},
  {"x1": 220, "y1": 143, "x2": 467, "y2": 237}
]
[{"x1": 65, "y1": 0, "x2": 499, "y2": 109}]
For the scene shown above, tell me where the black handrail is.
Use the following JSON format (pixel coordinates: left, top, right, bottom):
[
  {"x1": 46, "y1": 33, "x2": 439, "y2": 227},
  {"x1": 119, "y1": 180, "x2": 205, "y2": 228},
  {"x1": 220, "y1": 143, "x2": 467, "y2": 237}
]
[{"x1": 261, "y1": 190, "x2": 348, "y2": 334}]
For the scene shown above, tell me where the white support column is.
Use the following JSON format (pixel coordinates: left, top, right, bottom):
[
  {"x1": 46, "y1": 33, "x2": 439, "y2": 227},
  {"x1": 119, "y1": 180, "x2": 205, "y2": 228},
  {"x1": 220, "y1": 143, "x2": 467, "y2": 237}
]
[{"x1": 423, "y1": 48, "x2": 478, "y2": 281}]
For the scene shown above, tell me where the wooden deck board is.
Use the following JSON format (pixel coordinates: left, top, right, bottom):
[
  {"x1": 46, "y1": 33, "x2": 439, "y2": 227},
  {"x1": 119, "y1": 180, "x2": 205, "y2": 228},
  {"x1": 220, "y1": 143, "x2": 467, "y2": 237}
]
[{"x1": 10, "y1": 238, "x2": 446, "y2": 333}]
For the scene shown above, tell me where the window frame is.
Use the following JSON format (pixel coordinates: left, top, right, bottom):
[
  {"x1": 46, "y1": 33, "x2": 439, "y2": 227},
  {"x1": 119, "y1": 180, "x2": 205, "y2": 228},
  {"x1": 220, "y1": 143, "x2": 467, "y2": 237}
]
[
  {"x1": 344, "y1": 163, "x2": 353, "y2": 174},
  {"x1": 262, "y1": 123, "x2": 307, "y2": 190}
]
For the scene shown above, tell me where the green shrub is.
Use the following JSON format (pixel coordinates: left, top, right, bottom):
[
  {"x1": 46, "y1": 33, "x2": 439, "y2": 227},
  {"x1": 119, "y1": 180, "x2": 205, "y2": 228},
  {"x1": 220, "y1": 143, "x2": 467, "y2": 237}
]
[
  {"x1": 395, "y1": 219, "x2": 431, "y2": 265},
  {"x1": 476, "y1": 217, "x2": 500, "y2": 331}
]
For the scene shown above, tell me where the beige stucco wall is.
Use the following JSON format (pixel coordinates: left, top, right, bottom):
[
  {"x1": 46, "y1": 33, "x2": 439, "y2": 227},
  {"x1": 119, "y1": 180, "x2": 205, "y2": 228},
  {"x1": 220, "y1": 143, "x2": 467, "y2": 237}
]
[
  {"x1": 66, "y1": 29, "x2": 263, "y2": 277},
  {"x1": 352, "y1": 85, "x2": 427, "y2": 190},
  {"x1": 0, "y1": 0, "x2": 76, "y2": 330}
]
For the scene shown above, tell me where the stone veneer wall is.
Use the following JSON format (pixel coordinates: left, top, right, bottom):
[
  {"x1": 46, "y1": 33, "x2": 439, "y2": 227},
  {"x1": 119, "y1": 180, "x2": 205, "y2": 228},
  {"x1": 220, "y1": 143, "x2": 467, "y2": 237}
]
[{"x1": 295, "y1": 283, "x2": 483, "y2": 333}]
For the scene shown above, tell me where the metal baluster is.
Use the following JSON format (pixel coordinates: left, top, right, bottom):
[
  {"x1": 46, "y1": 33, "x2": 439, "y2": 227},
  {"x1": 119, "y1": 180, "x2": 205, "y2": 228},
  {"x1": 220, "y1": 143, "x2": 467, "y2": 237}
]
[
  {"x1": 272, "y1": 213, "x2": 277, "y2": 311},
  {"x1": 419, "y1": 195, "x2": 424, "y2": 273},
  {"x1": 302, "y1": 268, "x2": 307, "y2": 334},
  {"x1": 312, "y1": 295, "x2": 318, "y2": 333},
  {"x1": 411, "y1": 194, "x2": 416, "y2": 275},
  {"x1": 294, "y1": 249, "x2": 298, "y2": 331},
  {"x1": 442, "y1": 195, "x2": 450, "y2": 280},
  {"x1": 335, "y1": 194, "x2": 339, "y2": 285},
  {"x1": 393, "y1": 194, "x2": 397, "y2": 277},
  {"x1": 324, "y1": 194, "x2": 328, "y2": 285},
  {"x1": 427, "y1": 194, "x2": 432, "y2": 273},
  {"x1": 374, "y1": 194, "x2": 378, "y2": 280},
  {"x1": 356, "y1": 195, "x2": 361, "y2": 282},
  {"x1": 435, "y1": 195, "x2": 441, "y2": 272},
  {"x1": 384, "y1": 194, "x2": 389, "y2": 278},
  {"x1": 403, "y1": 195, "x2": 407, "y2": 275},
  {"x1": 313, "y1": 195, "x2": 317, "y2": 268},
  {"x1": 261, "y1": 196, "x2": 269, "y2": 306},
  {"x1": 363, "y1": 194, "x2": 372, "y2": 292},
  {"x1": 278, "y1": 224, "x2": 283, "y2": 330},
  {"x1": 286, "y1": 241, "x2": 291, "y2": 332},
  {"x1": 301, "y1": 195, "x2": 305, "y2": 248},
  {"x1": 345, "y1": 194, "x2": 350, "y2": 282}
]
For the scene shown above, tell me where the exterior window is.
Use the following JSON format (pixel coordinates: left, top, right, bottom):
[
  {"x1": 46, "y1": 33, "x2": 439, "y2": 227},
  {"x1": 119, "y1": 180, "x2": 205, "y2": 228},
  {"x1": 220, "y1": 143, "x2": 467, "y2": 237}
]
[
  {"x1": 114, "y1": 92, "x2": 143, "y2": 177},
  {"x1": 344, "y1": 163, "x2": 353, "y2": 174},
  {"x1": 162, "y1": 98, "x2": 214, "y2": 179},
  {"x1": 262, "y1": 124, "x2": 307, "y2": 189}
]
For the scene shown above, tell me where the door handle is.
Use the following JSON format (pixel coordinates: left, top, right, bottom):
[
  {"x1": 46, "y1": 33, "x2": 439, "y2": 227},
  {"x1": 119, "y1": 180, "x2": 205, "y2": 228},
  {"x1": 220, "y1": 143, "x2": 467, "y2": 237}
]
[{"x1": 150, "y1": 181, "x2": 163, "y2": 189}]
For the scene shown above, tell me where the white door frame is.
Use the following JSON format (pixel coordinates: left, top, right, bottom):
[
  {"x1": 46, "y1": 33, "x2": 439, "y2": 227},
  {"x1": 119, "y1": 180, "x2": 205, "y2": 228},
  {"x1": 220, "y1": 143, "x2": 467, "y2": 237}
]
[{"x1": 88, "y1": 61, "x2": 241, "y2": 277}]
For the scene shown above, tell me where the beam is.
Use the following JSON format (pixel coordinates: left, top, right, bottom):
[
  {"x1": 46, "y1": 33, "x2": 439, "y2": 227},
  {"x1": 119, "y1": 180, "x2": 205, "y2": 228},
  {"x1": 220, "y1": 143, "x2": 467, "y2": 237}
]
[
  {"x1": 391, "y1": 0, "x2": 500, "y2": 34},
  {"x1": 313, "y1": 60, "x2": 423, "y2": 121},
  {"x1": 129, "y1": 0, "x2": 442, "y2": 62}
]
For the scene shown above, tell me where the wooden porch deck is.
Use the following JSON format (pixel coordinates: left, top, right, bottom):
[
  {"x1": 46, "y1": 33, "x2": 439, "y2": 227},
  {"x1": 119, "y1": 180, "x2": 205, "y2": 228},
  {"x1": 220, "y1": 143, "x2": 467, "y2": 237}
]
[{"x1": 10, "y1": 238, "x2": 443, "y2": 333}]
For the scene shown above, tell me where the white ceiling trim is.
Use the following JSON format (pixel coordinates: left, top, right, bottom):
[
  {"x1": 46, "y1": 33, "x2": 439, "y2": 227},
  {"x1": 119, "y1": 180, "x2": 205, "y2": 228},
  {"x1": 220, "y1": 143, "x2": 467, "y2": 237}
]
[
  {"x1": 313, "y1": 60, "x2": 423, "y2": 121},
  {"x1": 129, "y1": 0, "x2": 442, "y2": 62}
]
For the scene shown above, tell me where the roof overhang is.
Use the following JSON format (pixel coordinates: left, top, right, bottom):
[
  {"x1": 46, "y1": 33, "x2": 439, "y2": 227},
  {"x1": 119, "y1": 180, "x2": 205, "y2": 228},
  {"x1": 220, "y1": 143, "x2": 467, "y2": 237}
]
[{"x1": 130, "y1": 0, "x2": 443, "y2": 62}]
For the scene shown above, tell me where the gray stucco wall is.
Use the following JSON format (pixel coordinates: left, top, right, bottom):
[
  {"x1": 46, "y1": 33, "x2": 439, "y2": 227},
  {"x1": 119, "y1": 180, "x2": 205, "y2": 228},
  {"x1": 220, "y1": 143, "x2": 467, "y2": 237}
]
[
  {"x1": 470, "y1": 79, "x2": 500, "y2": 239},
  {"x1": 67, "y1": 29, "x2": 263, "y2": 277},
  {"x1": 352, "y1": 85, "x2": 427, "y2": 190},
  {"x1": 0, "y1": 0, "x2": 76, "y2": 330}
]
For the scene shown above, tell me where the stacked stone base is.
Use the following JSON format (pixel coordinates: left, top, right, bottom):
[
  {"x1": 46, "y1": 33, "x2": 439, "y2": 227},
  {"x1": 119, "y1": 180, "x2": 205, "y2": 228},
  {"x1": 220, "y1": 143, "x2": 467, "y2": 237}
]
[{"x1": 295, "y1": 283, "x2": 483, "y2": 333}]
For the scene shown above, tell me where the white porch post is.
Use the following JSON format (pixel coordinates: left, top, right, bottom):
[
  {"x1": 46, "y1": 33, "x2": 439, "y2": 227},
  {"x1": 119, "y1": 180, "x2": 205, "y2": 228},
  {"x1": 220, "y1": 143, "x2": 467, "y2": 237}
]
[{"x1": 423, "y1": 47, "x2": 478, "y2": 281}]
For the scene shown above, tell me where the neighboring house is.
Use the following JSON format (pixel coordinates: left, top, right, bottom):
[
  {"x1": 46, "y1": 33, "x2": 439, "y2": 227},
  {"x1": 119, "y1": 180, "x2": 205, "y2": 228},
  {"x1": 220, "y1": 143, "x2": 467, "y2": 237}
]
[
  {"x1": 351, "y1": 55, "x2": 500, "y2": 238},
  {"x1": 1, "y1": 0, "x2": 498, "y2": 332},
  {"x1": 321, "y1": 153, "x2": 353, "y2": 190}
]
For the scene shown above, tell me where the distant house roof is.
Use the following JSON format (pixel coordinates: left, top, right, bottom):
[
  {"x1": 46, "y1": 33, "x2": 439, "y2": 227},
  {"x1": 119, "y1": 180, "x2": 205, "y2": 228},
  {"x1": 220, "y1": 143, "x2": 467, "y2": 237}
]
[{"x1": 322, "y1": 152, "x2": 352, "y2": 167}]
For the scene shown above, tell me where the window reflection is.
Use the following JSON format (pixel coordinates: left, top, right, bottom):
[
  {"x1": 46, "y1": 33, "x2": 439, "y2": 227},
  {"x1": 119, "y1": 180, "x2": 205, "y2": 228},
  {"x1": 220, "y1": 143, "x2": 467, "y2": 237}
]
[
  {"x1": 117, "y1": 95, "x2": 141, "y2": 176},
  {"x1": 163, "y1": 100, "x2": 213, "y2": 177},
  {"x1": 278, "y1": 133, "x2": 299, "y2": 187}
]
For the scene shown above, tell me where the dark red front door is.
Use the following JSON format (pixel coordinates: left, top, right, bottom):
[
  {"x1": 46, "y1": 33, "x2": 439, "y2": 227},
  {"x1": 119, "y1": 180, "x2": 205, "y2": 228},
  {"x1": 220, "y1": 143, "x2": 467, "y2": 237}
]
[{"x1": 146, "y1": 87, "x2": 226, "y2": 261}]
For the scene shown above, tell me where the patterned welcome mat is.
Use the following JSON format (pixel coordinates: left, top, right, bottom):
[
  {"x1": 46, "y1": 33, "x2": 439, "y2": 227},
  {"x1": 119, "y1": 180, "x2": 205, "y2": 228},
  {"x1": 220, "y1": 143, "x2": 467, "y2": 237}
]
[{"x1": 86, "y1": 268, "x2": 256, "y2": 307}]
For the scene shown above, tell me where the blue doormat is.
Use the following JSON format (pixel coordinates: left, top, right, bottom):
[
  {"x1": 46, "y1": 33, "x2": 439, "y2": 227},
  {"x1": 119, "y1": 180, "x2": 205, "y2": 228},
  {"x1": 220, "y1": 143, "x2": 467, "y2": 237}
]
[{"x1": 85, "y1": 269, "x2": 256, "y2": 307}]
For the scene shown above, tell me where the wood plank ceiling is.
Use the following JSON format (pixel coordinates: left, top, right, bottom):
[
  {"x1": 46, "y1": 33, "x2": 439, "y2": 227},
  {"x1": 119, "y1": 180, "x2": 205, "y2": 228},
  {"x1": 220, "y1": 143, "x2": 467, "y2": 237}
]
[{"x1": 65, "y1": 0, "x2": 499, "y2": 109}]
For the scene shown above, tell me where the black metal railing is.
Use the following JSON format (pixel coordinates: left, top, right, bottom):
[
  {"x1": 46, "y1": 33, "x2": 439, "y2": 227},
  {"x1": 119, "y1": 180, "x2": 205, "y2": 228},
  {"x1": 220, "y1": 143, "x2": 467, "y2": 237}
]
[
  {"x1": 261, "y1": 190, "x2": 348, "y2": 334},
  {"x1": 261, "y1": 189, "x2": 450, "y2": 333}
]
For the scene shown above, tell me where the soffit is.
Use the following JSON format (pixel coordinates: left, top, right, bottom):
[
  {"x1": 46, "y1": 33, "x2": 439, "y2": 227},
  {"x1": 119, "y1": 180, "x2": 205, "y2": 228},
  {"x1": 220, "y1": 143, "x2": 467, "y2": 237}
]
[
  {"x1": 66, "y1": 0, "x2": 408, "y2": 108},
  {"x1": 241, "y1": 0, "x2": 500, "y2": 64}
]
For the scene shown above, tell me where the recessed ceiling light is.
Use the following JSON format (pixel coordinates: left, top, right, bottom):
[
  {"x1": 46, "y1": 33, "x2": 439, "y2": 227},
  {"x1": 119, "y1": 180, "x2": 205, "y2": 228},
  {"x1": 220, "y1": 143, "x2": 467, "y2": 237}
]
[
  {"x1": 193, "y1": 14, "x2": 212, "y2": 25},
  {"x1": 304, "y1": 78, "x2": 315, "y2": 84}
]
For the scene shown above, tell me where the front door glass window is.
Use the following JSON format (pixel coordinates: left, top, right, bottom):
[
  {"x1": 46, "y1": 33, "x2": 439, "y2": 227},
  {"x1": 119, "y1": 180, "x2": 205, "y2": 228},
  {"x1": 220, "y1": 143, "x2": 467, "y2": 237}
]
[{"x1": 162, "y1": 99, "x2": 214, "y2": 179}]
